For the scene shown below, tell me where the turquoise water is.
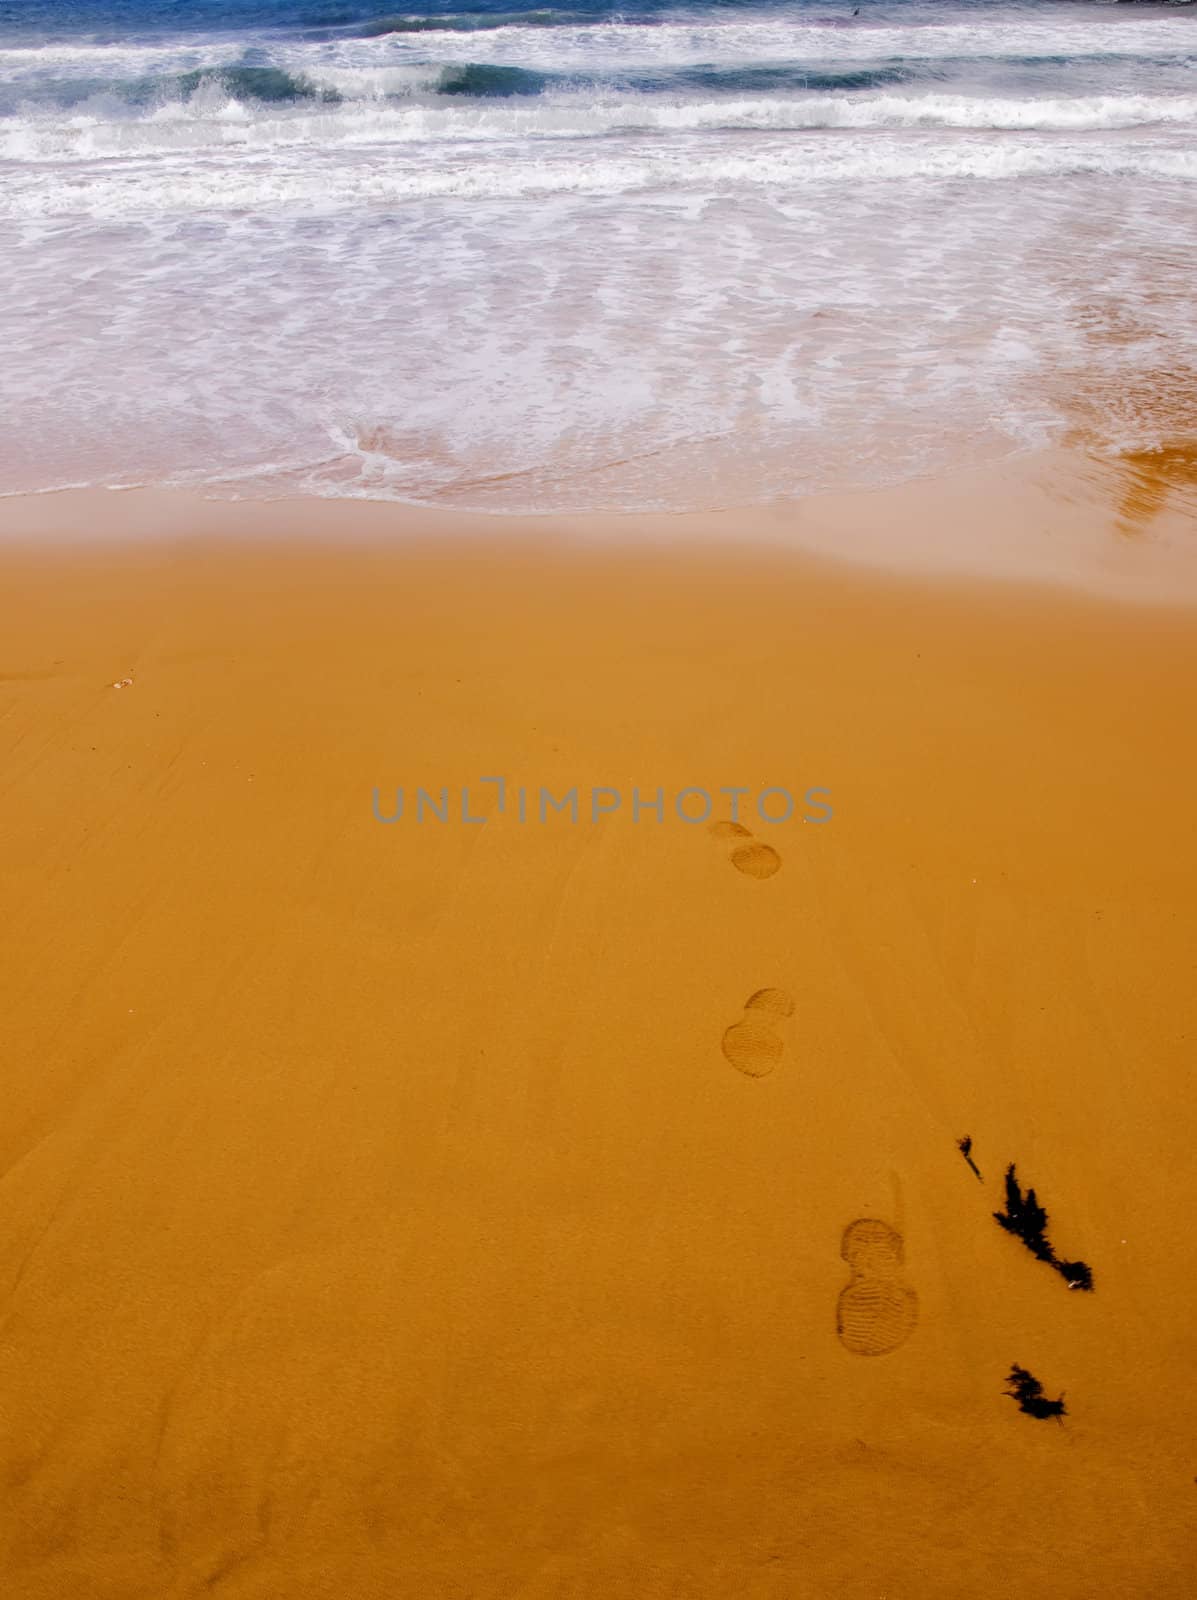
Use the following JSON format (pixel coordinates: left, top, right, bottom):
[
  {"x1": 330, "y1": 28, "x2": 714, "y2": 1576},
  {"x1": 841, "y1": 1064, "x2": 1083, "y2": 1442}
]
[{"x1": 2, "y1": 0, "x2": 1196, "y2": 509}]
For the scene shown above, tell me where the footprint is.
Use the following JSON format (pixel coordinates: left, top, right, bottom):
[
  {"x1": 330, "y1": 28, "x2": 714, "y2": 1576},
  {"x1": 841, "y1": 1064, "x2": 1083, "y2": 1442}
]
[
  {"x1": 709, "y1": 820, "x2": 781, "y2": 879},
  {"x1": 836, "y1": 1218, "x2": 919, "y2": 1356},
  {"x1": 721, "y1": 988, "x2": 794, "y2": 1077}
]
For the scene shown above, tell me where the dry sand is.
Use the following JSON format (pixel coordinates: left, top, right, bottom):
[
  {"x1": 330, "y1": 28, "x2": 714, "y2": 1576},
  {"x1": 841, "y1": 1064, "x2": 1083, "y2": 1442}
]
[{"x1": 2, "y1": 484, "x2": 1196, "y2": 1599}]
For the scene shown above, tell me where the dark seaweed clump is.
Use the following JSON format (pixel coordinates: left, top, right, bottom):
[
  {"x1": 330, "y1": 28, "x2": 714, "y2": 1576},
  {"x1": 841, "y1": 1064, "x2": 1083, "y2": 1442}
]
[
  {"x1": 993, "y1": 1164, "x2": 1093, "y2": 1291},
  {"x1": 1005, "y1": 1364, "x2": 1067, "y2": 1422}
]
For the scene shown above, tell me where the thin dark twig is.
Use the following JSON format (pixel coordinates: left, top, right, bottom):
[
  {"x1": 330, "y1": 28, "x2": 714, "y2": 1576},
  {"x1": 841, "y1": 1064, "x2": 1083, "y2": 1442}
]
[{"x1": 957, "y1": 1135, "x2": 983, "y2": 1181}]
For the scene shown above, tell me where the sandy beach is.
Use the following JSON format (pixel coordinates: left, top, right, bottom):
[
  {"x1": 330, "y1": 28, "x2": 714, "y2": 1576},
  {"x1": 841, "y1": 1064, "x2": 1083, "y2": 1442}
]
[
  {"x1": 6, "y1": 0, "x2": 1197, "y2": 1588},
  {"x1": 2, "y1": 482, "x2": 1196, "y2": 1598}
]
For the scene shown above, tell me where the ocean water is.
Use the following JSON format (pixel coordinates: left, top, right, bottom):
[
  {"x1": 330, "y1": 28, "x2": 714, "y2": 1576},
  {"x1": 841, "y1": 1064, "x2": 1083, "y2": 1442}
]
[{"x1": 1, "y1": 0, "x2": 1195, "y2": 511}]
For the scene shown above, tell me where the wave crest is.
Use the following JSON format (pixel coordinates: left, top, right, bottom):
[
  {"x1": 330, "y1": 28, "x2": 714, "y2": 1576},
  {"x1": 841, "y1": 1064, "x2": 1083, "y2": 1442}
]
[{"x1": 358, "y1": 10, "x2": 564, "y2": 37}]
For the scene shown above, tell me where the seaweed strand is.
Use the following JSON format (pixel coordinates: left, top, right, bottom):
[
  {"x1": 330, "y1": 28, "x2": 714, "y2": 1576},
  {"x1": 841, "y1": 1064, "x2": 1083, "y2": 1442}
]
[
  {"x1": 957, "y1": 1135, "x2": 983, "y2": 1181},
  {"x1": 1005, "y1": 1363, "x2": 1067, "y2": 1422},
  {"x1": 993, "y1": 1163, "x2": 1093, "y2": 1291}
]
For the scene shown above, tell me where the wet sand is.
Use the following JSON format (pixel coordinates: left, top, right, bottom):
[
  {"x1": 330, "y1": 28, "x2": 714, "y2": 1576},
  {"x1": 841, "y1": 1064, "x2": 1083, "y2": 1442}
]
[{"x1": 2, "y1": 485, "x2": 1196, "y2": 1598}]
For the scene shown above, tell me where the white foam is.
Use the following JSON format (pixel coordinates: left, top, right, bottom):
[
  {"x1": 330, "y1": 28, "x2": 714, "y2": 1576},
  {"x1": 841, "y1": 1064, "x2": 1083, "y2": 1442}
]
[
  {"x1": 2, "y1": 6, "x2": 1196, "y2": 515},
  {"x1": 1, "y1": 11, "x2": 1193, "y2": 89},
  {"x1": 6, "y1": 86, "x2": 1197, "y2": 168},
  {"x1": 5, "y1": 120, "x2": 1197, "y2": 217},
  {"x1": 276, "y1": 15, "x2": 1197, "y2": 73}
]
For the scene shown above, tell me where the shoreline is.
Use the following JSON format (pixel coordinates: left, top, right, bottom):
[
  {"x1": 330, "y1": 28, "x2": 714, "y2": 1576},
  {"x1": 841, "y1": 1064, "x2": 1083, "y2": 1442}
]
[{"x1": 2, "y1": 444, "x2": 1196, "y2": 608}]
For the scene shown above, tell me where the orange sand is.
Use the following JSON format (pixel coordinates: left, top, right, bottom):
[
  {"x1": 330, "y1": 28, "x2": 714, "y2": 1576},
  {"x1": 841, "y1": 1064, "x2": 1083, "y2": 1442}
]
[{"x1": 2, "y1": 487, "x2": 1196, "y2": 1599}]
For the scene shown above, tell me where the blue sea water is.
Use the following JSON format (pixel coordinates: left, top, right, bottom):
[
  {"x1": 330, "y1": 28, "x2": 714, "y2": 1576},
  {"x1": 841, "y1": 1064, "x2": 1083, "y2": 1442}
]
[{"x1": 1, "y1": 0, "x2": 1195, "y2": 509}]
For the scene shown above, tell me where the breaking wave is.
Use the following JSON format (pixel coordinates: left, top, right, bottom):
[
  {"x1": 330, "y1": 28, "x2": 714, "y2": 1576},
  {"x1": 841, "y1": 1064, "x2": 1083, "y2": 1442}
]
[{"x1": 3, "y1": 0, "x2": 1197, "y2": 515}]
